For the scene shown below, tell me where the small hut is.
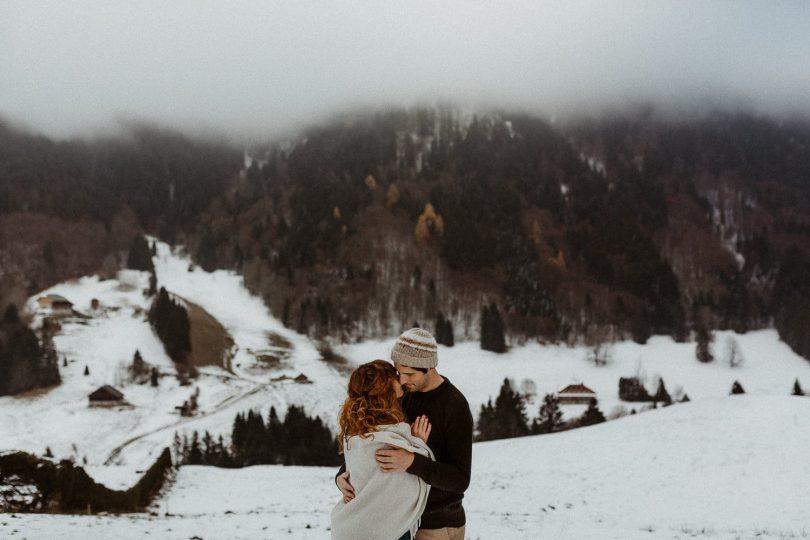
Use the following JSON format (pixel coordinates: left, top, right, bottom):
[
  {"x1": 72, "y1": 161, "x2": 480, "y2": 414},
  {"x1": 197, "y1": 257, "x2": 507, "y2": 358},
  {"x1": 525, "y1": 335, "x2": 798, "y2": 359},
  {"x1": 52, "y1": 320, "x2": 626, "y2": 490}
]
[
  {"x1": 88, "y1": 385, "x2": 126, "y2": 407},
  {"x1": 37, "y1": 294, "x2": 74, "y2": 317}
]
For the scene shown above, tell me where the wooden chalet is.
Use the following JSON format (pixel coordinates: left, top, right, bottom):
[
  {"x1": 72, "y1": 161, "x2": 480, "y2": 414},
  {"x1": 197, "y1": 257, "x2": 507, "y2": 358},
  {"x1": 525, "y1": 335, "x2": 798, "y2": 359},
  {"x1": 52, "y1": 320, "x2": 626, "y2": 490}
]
[
  {"x1": 557, "y1": 383, "x2": 597, "y2": 405},
  {"x1": 88, "y1": 385, "x2": 126, "y2": 407}
]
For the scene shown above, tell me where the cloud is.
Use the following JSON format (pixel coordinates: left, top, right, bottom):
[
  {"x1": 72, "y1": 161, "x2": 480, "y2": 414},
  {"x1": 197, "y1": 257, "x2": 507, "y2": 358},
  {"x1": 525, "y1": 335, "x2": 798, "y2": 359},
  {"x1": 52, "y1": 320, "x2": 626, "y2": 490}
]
[{"x1": 2, "y1": 1, "x2": 809, "y2": 141}]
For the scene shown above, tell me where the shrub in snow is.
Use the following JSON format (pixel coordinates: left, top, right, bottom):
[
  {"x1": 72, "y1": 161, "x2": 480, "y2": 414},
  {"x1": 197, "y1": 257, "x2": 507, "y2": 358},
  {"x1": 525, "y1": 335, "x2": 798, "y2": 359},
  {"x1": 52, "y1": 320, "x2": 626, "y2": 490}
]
[
  {"x1": 619, "y1": 377, "x2": 652, "y2": 401},
  {"x1": 519, "y1": 378, "x2": 537, "y2": 398},
  {"x1": 724, "y1": 336, "x2": 744, "y2": 368},
  {"x1": 577, "y1": 398, "x2": 606, "y2": 427},
  {"x1": 730, "y1": 380, "x2": 745, "y2": 395},
  {"x1": 608, "y1": 405, "x2": 629, "y2": 420},
  {"x1": 792, "y1": 379, "x2": 804, "y2": 396},
  {"x1": 587, "y1": 341, "x2": 613, "y2": 366}
]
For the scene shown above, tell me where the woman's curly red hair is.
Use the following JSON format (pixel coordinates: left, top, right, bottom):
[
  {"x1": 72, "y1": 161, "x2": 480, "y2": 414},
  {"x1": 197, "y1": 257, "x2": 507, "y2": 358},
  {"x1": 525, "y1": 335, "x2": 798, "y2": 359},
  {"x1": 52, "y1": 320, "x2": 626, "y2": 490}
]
[{"x1": 338, "y1": 360, "x2": 405, "y2": 453}]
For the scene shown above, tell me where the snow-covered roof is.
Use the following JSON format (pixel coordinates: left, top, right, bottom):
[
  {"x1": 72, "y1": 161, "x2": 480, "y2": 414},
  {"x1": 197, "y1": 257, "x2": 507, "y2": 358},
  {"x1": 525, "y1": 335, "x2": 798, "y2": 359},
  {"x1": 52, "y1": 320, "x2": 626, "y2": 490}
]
[
  {"x1": 89, "y1": 385, "x2": 125, "y2": 401},
  {"x1": 559, "y1": 384, "x2": 596, "y2": 395}
]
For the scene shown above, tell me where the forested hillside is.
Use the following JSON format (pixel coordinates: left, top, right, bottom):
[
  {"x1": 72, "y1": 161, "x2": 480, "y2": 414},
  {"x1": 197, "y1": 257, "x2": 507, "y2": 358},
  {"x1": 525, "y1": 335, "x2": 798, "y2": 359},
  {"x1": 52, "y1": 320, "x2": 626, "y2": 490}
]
[{"x1": 1, "y1": 108, "x2": 809, "y2": 360}]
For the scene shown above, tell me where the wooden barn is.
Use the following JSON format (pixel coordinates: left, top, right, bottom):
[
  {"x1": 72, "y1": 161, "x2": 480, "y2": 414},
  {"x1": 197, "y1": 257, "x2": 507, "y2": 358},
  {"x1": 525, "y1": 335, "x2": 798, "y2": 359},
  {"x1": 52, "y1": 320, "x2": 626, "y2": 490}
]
[
  {"x1": 36, "y1": 294, "x2": 73, "y2": 317},
  {"x1": 88, "y1": 385, "x2": 126, "y2": 407},
  {"x1": 557, "y1": 383, "x2": 597, "y2": 405}
]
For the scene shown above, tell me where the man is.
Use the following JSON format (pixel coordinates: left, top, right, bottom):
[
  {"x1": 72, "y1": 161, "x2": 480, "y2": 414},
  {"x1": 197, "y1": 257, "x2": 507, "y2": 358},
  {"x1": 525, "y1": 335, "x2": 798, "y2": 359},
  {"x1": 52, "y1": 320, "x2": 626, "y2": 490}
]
[{"x1": 336, "y1": 328, "x2": 473, "y2": 540}]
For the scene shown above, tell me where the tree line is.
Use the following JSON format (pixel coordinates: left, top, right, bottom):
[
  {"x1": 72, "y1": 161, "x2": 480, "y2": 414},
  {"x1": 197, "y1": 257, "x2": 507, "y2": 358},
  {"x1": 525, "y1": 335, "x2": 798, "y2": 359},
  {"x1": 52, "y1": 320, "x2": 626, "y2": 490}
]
[
  {"x1": 173, "y1": 405, "x2": 340, "y2": 468},
  {"x1": 0, "y1": 304, "x2": 60, "y2": 396},
  {"x1": 475, "y1": 379, "x2": 606, "y2": 442}
]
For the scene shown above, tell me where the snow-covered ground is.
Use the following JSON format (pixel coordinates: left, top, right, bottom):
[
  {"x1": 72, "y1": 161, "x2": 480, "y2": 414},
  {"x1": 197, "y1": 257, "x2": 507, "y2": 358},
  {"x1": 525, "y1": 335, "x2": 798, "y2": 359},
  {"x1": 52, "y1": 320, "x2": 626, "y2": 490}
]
[
  {"x1": 2, "y1": 239, "x2": 810, "y2": 538},
  {"x1": 4, "y1": 396, "x2": 809, "y2": 539},
  {"x1": 337, "y1": 330, "x2": 810, "y2": 423},
  {"x1": 1, "y1": 240, "x2": 348, "y2": 470}
]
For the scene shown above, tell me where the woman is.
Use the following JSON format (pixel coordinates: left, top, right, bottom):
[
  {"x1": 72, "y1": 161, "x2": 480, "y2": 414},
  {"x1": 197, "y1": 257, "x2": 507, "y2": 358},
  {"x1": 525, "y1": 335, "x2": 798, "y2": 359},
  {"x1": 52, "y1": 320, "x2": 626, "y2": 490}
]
[{"x1": 331, "y1": 360, "x2": 434, "y2": 540}]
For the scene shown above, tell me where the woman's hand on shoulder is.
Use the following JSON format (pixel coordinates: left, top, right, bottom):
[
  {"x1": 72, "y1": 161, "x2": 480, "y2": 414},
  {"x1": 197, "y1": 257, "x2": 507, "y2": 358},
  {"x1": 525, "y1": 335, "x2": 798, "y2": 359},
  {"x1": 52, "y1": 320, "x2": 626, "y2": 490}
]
[{"x1": 411, "y1": 415, "x2": 431, "y2": 443}]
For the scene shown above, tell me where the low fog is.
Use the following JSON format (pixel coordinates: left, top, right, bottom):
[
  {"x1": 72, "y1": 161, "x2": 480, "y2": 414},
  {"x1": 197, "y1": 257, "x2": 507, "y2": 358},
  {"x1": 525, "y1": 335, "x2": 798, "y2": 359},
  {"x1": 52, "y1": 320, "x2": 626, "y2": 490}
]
[{"x1": 2, "y1": 1, "x2": 809, "y2": 141}]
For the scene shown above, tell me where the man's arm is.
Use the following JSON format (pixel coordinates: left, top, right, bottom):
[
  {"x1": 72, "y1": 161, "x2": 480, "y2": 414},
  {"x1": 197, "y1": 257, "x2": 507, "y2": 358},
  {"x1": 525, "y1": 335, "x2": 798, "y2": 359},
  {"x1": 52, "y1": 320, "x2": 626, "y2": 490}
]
[
  {"x1": 406, "y1": 403, "x2": 473, "y2": 494},
  {"x1": 375, "y1": 400, "x2": 474, "y2": 493},
  {"x1": 334, "y1": 459, "x2": 355, "y2": 502}
]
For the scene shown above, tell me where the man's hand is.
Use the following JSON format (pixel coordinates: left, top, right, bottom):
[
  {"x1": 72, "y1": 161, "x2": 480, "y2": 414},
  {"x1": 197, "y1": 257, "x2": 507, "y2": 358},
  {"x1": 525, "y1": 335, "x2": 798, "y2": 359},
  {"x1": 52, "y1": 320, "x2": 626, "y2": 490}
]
[
  {"x1": 411, "y1": 414, "x2": 432, "y2": 443},
  {"x1": 336, "y1": 471, "x2": 355, "y2": 503},
  {"x1": 375, "y1": 445, "x2": 415, "y2": 472}
]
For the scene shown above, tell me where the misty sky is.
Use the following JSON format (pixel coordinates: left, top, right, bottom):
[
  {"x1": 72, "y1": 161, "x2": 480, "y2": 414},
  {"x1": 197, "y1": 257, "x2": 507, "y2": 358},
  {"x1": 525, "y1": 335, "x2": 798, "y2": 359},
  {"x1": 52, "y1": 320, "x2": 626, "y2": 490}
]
[{"x1": 2, "y1": 1, "x2": 810, "y2": 141}]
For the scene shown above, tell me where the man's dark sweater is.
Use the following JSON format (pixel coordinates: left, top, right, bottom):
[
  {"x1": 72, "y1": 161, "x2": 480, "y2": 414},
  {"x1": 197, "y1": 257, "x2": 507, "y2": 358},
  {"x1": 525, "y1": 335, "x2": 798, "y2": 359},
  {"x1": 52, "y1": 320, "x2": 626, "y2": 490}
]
[{"x1": 402, "y1": 377, "x2": 473, "y2": 530}]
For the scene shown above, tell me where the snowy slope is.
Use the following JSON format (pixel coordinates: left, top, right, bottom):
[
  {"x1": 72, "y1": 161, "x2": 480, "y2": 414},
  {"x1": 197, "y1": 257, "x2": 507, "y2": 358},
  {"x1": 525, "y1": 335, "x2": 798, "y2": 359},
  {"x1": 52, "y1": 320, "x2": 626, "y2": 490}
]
[
  {"x1": 2, "y1": 238, "x2": 809, "y2": 485},
  {"x1": 5, "y1": 396, "x2": 809, "y2": 539},
  {"x1": 336, "y1": 330, "x2": 810, "y2": 423},
  {"x1": 0, "y1": 240, "x2": 348, "y2": 472}
]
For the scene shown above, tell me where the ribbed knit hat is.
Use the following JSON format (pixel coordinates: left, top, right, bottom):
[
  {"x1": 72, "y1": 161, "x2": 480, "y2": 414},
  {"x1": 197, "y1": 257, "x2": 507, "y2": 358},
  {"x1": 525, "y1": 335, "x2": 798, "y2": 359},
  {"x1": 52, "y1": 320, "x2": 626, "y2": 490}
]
[{"x1": 390, "y1": 328, "x2": 438, "y2": 368}]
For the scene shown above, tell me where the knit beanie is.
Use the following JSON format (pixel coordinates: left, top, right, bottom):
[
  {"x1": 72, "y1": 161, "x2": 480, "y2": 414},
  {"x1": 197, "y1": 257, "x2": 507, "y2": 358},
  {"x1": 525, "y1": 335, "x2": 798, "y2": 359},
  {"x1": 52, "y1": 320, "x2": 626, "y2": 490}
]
[{"x1": 390, "y1": 328, "x2": 438, "y2": 368}]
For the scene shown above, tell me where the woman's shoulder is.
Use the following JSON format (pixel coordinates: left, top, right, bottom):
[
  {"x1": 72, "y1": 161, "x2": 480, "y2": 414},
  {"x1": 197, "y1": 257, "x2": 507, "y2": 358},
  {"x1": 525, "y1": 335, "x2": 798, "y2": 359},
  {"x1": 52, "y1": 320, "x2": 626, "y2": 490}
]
[
  {"x1": 345, "y1": 423, "x2": 410, "y2": 447},
  {"x1": 377, "y1": 422, "x2": 411, "y2": 434}
]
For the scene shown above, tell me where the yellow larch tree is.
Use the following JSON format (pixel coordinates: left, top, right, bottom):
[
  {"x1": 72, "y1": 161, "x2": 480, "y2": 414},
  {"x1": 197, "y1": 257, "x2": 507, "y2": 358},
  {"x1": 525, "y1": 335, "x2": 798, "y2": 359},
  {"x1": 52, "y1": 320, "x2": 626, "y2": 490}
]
[{"x1": 415, "y1": 202, "x2": 445, "y2": 242}]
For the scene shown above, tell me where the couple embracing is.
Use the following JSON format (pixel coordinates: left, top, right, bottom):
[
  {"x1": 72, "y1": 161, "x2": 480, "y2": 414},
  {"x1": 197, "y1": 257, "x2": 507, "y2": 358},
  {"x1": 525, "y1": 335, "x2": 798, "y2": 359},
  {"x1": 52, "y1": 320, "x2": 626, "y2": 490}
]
[{"x1": 331, "y1": 328, "x2": 474, "y2": 540}]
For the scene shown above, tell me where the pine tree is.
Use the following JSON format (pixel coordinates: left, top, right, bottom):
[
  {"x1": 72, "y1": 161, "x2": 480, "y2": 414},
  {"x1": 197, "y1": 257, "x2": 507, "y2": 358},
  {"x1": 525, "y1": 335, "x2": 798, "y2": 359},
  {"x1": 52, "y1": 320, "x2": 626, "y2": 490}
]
[
  {"x1": 653, "y1": 378, "x2": 672, "y2": 405},
  {"x1": 126, "y1": 235, "x2": 155, "y2": 272},
  {"x1": 196, "y1": 227, "x2": 219, "y2": 273},
  {"x1": 488, "y1": 379, "x2": 529, "y2": 440},
  {"x1": 695, "y1": 326, "x2": 713, "y2": 363},
  {"x1": 475, "y1": 399, "x2": 497, "y2": 442},
  {"x1": 618, "y1": 377, "x2": 652, "y2": 401},
  {"x1": 730, "y1": 380, "x2": 745, "y2": 395},
  {"x1": 84, "y1": 365, "x2": 89, "y2": 376},
  {"x1": 148, "y1": 270, "x2": 158, "y2": 297},
  {"x1": 282, "y1": 298, "x2": 291, "y2": 327},
  {"x1": 172, "y1": 431, "x2": 182, "y2": 463},
  {"x1": 434, "y1": 312, "x2": 454, "y2": 347},
  {"x1": 481, "y1": 303, "x2": 506, "y2": 353},
  {"x1": 188, "y1": 431, "x2": 203, "y2": 465},
  {"x1": 792, "y1": 378, "x2": 804, "y2": 396},
  {"x1": 533, "y1": 393, "x2": 562, "y2": 434},
  {"x1": 164, "y1": 303, "x2": 191, "y2": 363},
  {"x1": 680, "y1": 393, "x2": 691, "y2": 402},
  {"x1": 202, "y1": 431, "x2": 215, "y2": 464},
  {"x1": 578, "y1": 398, "x2": 606, "y2": 427},
  {"x1": 444, "y1": 318, "x2": 455, "y2": 347},
  {"x1": 232, "y1": 412, "x2": 246, "y2": 454},
  {"x1": 266, "y1": 406, "x2": 283, "y2": 463},
  {"x1": 150, "y1": 367, "x2": 159, "y2": 387},
  {"x1": 3, "y1": 303, "x2": 20, "y2": 324},
  {"x1": 435, "y1": 312, "x2": 447, "y2": 345},
  {"x1": 132, "y1": 349, "x2": 145, "y2": 378}
]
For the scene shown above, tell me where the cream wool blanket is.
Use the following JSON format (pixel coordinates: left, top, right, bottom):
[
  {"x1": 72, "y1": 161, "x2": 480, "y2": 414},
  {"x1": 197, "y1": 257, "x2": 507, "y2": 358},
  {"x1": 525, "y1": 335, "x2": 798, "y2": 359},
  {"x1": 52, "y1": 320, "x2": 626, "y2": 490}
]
[{"x1": 331, "y1": 422, "x2": 434, "y2": 540}]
